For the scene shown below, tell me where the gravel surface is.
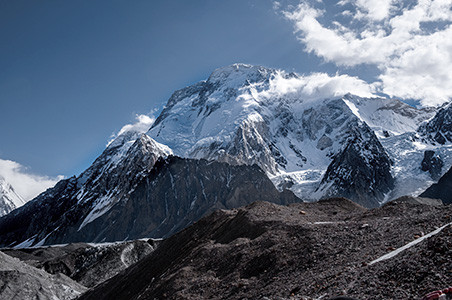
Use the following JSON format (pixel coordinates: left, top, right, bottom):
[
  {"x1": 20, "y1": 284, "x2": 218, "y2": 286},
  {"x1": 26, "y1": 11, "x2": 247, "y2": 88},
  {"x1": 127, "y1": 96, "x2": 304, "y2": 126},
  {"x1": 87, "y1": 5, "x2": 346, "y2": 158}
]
[{"x1": 79, "y1": 197, "x2": 452, "y2": 300}]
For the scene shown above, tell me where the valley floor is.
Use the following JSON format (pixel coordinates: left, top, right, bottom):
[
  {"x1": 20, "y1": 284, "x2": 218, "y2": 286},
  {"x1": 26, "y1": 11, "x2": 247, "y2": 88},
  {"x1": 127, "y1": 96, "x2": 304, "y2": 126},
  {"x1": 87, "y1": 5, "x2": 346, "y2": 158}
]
[{"x1": 1, "y1": 197, "x2": 451, "y2": 300}]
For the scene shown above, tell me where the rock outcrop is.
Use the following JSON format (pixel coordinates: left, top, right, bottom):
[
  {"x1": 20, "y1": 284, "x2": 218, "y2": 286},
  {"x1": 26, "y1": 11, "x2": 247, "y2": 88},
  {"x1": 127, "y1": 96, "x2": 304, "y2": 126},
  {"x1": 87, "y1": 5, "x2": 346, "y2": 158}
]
[
  {"x1": 421, "y1": 166, "x2": 452, "y2": 204},
  {"x1": 421, "y1": 150, "x2": 444, "y2": 180},
  {"x1": 317, "y1": 122, "x2": 394, "y2": 207}
]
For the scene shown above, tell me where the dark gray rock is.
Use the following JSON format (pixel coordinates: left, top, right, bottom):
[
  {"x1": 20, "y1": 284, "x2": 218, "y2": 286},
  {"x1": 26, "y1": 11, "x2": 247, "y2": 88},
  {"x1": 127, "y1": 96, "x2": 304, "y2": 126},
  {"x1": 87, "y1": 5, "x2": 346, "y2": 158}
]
[
  {"x1": 0, "y1": 251, "x2": 86, "y2": 299},
  {"x1": 390, "y1": 196, "x2": 443, "y2": 207},
  {"x1": 418, "y1": 103, "x2": 452, "y2": 144},
  {"x1": 0, "y1": 154, "x2": 300, "y2": 247},
  {"x1": 317, "y1": 121, "x2": 394, "y2": 208},
  {"x1": 75, "y1": 156, "x2": 300, "y2": 240},
  {"x1": 2, "y1": 239, "x2": 157, "y2": 288},
  {"x1": 421, "y1": 150, "x2": 444, "y2": 180},
  {"x1": 78, "y1": 198, "x2": 452, "y2": 300},
  {"x1": 421, "y1": 165, "x2": 452, "y2": 205}
]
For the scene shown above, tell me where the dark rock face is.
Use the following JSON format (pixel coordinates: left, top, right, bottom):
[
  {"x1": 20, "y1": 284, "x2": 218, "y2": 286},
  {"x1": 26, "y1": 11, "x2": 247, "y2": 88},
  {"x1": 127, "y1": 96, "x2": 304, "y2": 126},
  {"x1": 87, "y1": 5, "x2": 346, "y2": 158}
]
[
  {"x1": 0, "y1": 132, "x2": 171, "y2": 247},
  {"x1": 318, "y1": 122, "x2": 394, "y2": 208},
  {"x1": 0, "y1": 155, "x2": 299, "y2": 247},
  {"x1": 78, "y1": 156, "x2": 299, "y2": 240},
  {"x1": 0, "y1": 251, "x2": 86, "y2": 299},
  {"x1": 421, "y1": 150, "x2": 444, "y2": 180},
  {"x1": 418, "y1": 103, "x2": 452, "y2": 144},
  {"x1": 0, "y1": 176, "x2": 80, "y2": 247},
  {"x1": 79, "y1": 198, "x2": 452, "y2": 300},
  {"x1": 2, "y1": 239, "x2": 157, "y2": 288},
  {"x1": 76, "y1": 133, "x2": 170, "y2": 205},
  {"x1": 421, "y1": 166, "x2": 452, "y2": 204}
]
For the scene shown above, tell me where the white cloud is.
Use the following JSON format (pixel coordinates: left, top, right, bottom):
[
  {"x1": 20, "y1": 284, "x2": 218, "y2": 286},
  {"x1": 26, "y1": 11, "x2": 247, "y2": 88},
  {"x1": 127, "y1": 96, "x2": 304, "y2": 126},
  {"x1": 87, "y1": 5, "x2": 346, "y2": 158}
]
[
  {"x1": 107, "y1": 114, "x2": 156, "y2": 146},
  {"x1": 116, "y1": 114, "x2": 155, "y2": 137},
  {"x1": 283, "y1": 0, "x2": 452, "y2": 106},
  {"x1": 355, "y1": 0, "x2": 396, "y2": 21},
  {"x1": 256, "y1": 71, "x2": 376, "y2": 102},
  {"x1": 0, "y1": 159, "x2": 64, "y2": 201}
]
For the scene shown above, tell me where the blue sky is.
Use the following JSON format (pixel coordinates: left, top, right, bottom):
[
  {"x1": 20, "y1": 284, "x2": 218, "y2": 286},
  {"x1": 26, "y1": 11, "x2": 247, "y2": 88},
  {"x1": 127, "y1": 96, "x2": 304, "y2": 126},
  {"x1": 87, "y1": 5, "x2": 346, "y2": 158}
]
[
  {"x1": 1, "y1": 0, "x2": 452, "y2": 199},
  {"x1": 0, "y1": 0, "x2": 323, "y2": 178}
]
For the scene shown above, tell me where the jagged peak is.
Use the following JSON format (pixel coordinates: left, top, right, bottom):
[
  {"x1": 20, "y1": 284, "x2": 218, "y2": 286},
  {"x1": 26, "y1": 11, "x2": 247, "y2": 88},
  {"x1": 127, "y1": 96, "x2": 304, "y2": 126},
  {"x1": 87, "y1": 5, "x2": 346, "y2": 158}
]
[
  {"x1": 132, "y1": 133, "x2": 173, "y2": 156},
  {"x1": 418, "y1": 101, "x2": 452, "y2": 144},
  {"x1": 107, "y1": 129, "x2": 143, "y2": 150},
  {"x1": 0, "y1": 175, "x2": 26, "y2": 216},
  {"x1": 207, "y1": 63, "x2": 276, "y2": 86}
]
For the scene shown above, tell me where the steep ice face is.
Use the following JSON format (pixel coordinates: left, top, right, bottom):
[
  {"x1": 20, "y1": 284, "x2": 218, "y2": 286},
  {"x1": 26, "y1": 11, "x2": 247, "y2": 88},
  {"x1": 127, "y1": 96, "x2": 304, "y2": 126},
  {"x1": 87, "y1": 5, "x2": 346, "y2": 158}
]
[
  {"x1": 382, "y1": 103, "x2": 452, "y2": 200},
  {"x1": 343, "y1": 94, "x2": 435, "y2": 138},
  {"x1": 149, "y1": 64, "x2": 278, "y2": 171},
  {"x1": 0, "y1": 176, "x2": 26, "y2": 216}
]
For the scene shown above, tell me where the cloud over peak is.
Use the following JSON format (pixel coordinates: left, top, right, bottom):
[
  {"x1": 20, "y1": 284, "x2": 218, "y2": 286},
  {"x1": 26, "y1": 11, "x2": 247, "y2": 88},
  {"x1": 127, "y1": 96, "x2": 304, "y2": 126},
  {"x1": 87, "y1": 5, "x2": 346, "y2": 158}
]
[
  {"x1": 0, "y1": 159, "x2": 64, "y2": 201},
  {"x1": 282, "y1": 0, "x2": 452, "y2": 106},
  {"x1": 255, "y1": 71, "x2": 376, "y2": 102},
  {"x1": 107, "y1": 114, "x2": 156, "y2": 147}
]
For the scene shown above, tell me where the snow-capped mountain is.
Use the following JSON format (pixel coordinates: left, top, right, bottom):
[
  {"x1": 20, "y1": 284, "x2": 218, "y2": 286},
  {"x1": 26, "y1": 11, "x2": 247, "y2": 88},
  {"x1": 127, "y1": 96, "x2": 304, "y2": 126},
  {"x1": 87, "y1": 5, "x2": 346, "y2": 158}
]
[
  {"x1": 342, "y1": 94, "x2": 435, "y2": 138},
  {"x1": 75, "y1": 132, "x2": 172, "y2": 230},
  {"x1": 379, "y1": 102, "x2": 452, "y2": 199},
  {"x1": 0, "y1": 130, "x2": 172, "y2": 247},
  {"x1": 148, "y1": 64, "x2": 437, "y2": 206},
  {"x1": 418, "y1": 102, "x2": 452, "y2": 144},
  {"x1": 1, "y1": 63, "x2": 450, "y2": 248},
  {"x1": 0, "y1": 128, "x2": 298, "y2": 247},
  {"x1": 0, "y1": 176, "x2": 26, "y2": 217}
]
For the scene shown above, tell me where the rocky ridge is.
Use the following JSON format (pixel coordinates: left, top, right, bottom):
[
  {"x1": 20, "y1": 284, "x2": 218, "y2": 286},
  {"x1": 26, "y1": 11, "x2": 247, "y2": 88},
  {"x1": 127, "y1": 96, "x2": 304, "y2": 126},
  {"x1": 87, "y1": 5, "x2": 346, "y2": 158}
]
[
  {"x1": 0, "y1": 152, "x2": 299, "y2": 247},
  {"x1": 316, "y1": 120, "x2": 394, "y2": 207}
]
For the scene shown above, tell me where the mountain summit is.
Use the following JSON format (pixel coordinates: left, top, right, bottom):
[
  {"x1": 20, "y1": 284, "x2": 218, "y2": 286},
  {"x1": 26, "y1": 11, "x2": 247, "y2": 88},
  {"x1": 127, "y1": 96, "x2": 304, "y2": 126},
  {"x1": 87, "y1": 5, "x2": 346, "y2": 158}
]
[
  {"x1": 148, "y1": 63, "x2": 438, "y2": 206},
  {"x1": 0, "y1": 63, "x2": 451, "y2": 248}
]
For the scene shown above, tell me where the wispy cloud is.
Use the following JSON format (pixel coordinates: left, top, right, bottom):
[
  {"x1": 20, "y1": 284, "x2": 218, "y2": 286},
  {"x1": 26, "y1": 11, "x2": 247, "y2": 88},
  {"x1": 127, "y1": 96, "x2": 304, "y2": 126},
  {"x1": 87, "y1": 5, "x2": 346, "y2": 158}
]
[
  {"x1": 0, "y1": 159, "x2": 64, "y2": 201},
  {"x1": 282, "y1": 0, "x2": 452, "y2": 106},
  {"x1": 107, "y1": 114, "x2": 156, "y2": 146},
  {"x1": 255, "y1": 71, "x2": 376, "y2": 102}
]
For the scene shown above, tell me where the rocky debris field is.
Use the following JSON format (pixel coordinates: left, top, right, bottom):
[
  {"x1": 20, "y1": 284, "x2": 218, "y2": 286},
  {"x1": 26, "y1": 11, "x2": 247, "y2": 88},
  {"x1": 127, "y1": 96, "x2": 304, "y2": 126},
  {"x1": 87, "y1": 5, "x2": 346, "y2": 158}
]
[
  {"x1": 0, "y1": 238, "x2": 157, "y2": 296},
  {"x1": 78, "y1": 197, "x2": 452, "y2": 300},
  {"x1": 1, "y1": 197, "x2": 450, "y2": 300},
  {"x1": 0, "y1": 250, "x2": 86, "y2": 299}
]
